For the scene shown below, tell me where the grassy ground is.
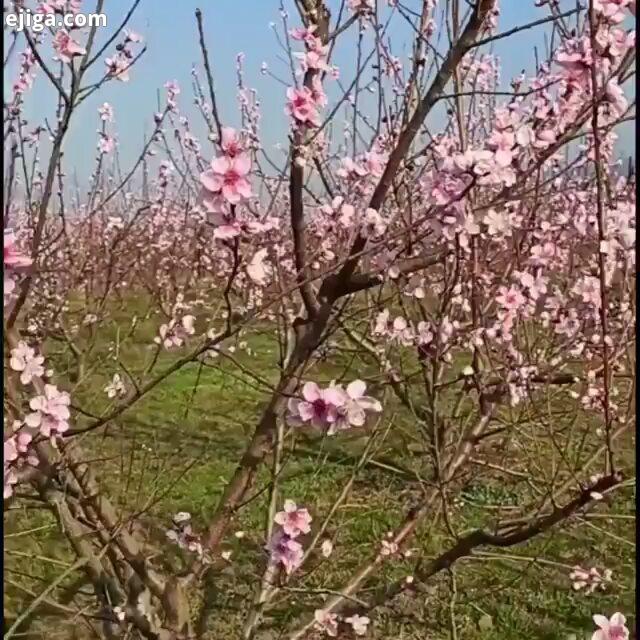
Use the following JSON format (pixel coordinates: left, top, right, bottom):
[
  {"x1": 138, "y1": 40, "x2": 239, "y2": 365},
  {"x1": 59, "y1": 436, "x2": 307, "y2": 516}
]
[{"x1": 4, "y1": 312, "x2": 636, "y2": 639}]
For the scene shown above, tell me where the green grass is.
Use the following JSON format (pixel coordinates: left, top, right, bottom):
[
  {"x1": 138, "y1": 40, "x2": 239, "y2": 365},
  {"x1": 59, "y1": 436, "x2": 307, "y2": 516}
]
[{"x1": 4, "y1": 308, "x2": 636, "y2": 639}]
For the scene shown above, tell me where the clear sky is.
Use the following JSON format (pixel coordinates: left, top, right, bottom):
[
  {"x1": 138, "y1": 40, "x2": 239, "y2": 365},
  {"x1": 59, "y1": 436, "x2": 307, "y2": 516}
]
[{"x1": 5, "y1": 0, "x2": 635, "y2": 187}]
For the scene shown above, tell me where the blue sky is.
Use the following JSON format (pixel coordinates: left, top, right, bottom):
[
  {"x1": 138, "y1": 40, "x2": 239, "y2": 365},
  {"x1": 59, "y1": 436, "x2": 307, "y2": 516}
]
[{"x1": 5, "y1": 0, "x2": 635, "y2": 187}]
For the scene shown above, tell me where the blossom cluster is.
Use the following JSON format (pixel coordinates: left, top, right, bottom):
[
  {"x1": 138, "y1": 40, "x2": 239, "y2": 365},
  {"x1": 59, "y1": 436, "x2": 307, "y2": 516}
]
[
  {"x1": 165, "y1": 512, "x2": 207, "y2": 559},
  {"x1": 53, "y1": 28, "x2": 85, "y2": 63},
  {"x1": 104, "y1": 373, "x2": 127, "y2": 399},
  {"x1": 285, "y1": 24, "x2": 336, "y2": 128},
  {"x1": 24, "y1": 383, "x2": 71, "y2": 438},
  {"x1": 268, "y1": 499, "x2": 311, "y2": 575},
  {"x1": 314, "y1": 609, "x2": 370, "y2": 637},
  {"x1": 5, "y1": 339, "x2": 71, "y2": 499},
  {"x1": 4, "y1": 421, "x2": 37, "y2": 499},
  {"x1": 9, "y1": 49, "x2": 37, "y2": 100},
  {"x1": 154, "y1": 315, "x2": 196, "y2": 350},
  {"x1": 4, "y1": 230, "x2": 32, "y2": 308},
  {"x1": 199, "y1": 127, "x2": 253, "y2": 214},
  {"x1": 287, "y1": 380, "x2": 382, "y2": 434},
  {"x1": 105, "y1": 29, "x2": 143, "y2": 82},
  {"x1": 570, "y1": 565, "x2": 613, "y2": 594},
  {"x1": 267, "y1": 502, "x2": 372, "y2": 635}
]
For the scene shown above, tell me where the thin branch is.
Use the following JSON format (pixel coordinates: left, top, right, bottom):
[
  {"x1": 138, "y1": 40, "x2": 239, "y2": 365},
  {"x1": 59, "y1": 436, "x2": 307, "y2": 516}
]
[{"x1": 195, "y1": 8, "x2": 223, "y2": 141}]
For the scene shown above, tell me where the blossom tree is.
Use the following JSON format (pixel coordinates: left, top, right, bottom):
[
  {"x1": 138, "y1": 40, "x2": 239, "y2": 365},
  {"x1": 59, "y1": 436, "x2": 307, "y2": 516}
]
[{"x1": 3, "y1": 0, "x2": 636, "y2": 639}]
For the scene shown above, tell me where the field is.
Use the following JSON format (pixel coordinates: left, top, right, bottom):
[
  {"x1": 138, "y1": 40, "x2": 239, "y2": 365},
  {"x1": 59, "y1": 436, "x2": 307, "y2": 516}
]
[{"x1": 4, "y1": 298, "x2": 635, "y2": 639}]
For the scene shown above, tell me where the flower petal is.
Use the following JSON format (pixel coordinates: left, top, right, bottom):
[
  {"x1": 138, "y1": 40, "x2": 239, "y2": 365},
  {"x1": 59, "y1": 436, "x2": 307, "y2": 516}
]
[
  {"x1": 302, "y1": 382, "x2": 320, "y2": 402},
  {"x1": 233, "y1": 154, "x2": 251, "y2": 175},
  {"x1": 200, "y1": 170, "x2": 222, "y2": 192},
  {"x1": 593, "y1": 615, "x2": 609, "y2": 629},
  {"x1": 346, "y1": 379, "x2": 366, "y2": 399}
]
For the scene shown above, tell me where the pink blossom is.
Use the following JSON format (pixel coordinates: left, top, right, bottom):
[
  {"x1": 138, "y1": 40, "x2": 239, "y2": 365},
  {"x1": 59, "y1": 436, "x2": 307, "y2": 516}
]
[
  {"x1": 3, "y1": 230, "x2": 28, "y2": 303},
  {"x1": 439, "y1": 316, "x2": 456, "y2": 343},
  {"x1": 4, "y1": 274, "x2": 16, "y2": 307},
  {"x1": 274, "y1": 499, "x2": 312, "y2": 538},
  {"x1": 297, "y1": 48, "x2": 330, "y2": 72},
  {"x1": 361, "y1": 207, "x2": 387, "y2": 237},
  {"x1": 124, "y1": 29, "x2": 144, "y2": 43},
  {"x1": 515, "y1": 124, "x2": 535, "y2": 147},
  {"x1": 285, "y1": 87, "x2": 321, "y2": 127},
  {"x1": 313, "y1": 609, "x2": 339, "y2": 637},
  {"x1": 4, "y1": 432, "x2": 33, "y2": 463},
  {"x1": 200, "y1": 154, "x2": 252, "y2": 205},
  {"x1": 164, "y1": 80, "x2": 180, "y2": 95},
  {"x1": 4, "y1": 231, "x2": 32, "y2": 269},
  {"x1": 213, "y1": 221, "x2": 242, "y2": 239},
  {"x1": 362, "y1": 151, "x2": 384, "y2": 177},
  {"x1": 604, "y1": 80, "x2": 629, "y2": 119},
  {"x1": 453, "y1": 148, "x2": 492, "y2": 172},
  {"x1": 417, "y1": 321, "x2": 434, "y2": 345},
  {"x1": 534, "y1": 128, "x2": 557, "y2": 148},
  {"x1": 246, "y1": 249, "x2": 272, "y2": 286},
  {"x1": 105, "y1": 55, "x2": 130, "y2": 82},
  {"x1": 573, "y1": 276, "x2": 602, "y2": 308},
  {"x1": 556, "y1": 39, "x2": 592, "y2": 86},
  {"x1": 166, "y1": 516, "x2": 204, "y2": 558},
  {"x1": 220, "y1": 127, "x2": 242, "y2": 157},
  {"x1": 555, "y1": 311, "x2": 581, "y2": 338},
  {"x1": 4, "y1": 469, "x2": 18, "y2": 499},
  {"x1": 345, "y1": 614, "x2": 370, "y2": 635},
  {"x1": 98, "y1": 102, "x2": 114, "y2": 121},
  {"x1": 287, "y1": 381, "x2": 345, "y2": 429},
  {"x1": 333, "y1": 203, "x2": 354, "y2": 228},
  {"x1": 516, "y1": 271, "x2": 547, "y2": 301},
  {"x1": 596, "y1": 26, "x2": 634, "y2": 59},
  {"x1": 593, "y1": 0, "x2": 632, "y2": 23},
  {"x1": 53, "y1": 30, "x2": 86, "y2": 63},
  {"x1": 484, "y1": 209, "x2": 511, "y2": 236},
  {"x1": 9, "y1": 342, "x2": 45, "y2": 385},
  {"x1": 487, "y1": 130, "x2": 515, "y2": 167},
  {"x1": 348, "y1": 0, "x2": 374, "y2": 12},
  {"x1": 16, "y1": 431, "x2": 33, "y2": 455},
  {"x1": 310, "y1": 74, "x2": 328, "y2": 108},
  {"x1": 496, "y1": 286, "x2": 526, "y2": 312},
  {"x1": 463, "y1": 213, "x2": 480, "y2": 236},
  {"x1": 337, "y1": 157, "x2": 368, "y2": 180},
  {"x1": 104, "y1": 373, "x2": 126, "y2": 399},
  {"x1": 268, "y1": 531, "x2": 304, "y2": 575},
  {"x1": 372, "y1": 310, "x2": 415, "y2": 346},
  {"x1": 4, "y1": 438, "x2": 19, "y2": 463},
  {"x1": 330, "y1": 380, "x2": 382, "y2": 433},
  {"x1": 155, "y1": 316, "x2": 196, "y2": 349},
  {"x1": 380, "y1": 538, "x2": 398, "y2": 556},
  {"x1": 592, "y1": 613, "x2": 629, "y2": 640},
  {"x1": 173, "y1": 511, "x2": 192, "y2": 524},
  {"x1": 488, "y1": 162, "x2": 517, "y2": 187},
  {"x1": 529, "y1": 242, "x2": 556, "y2": 266},
  {"x1": 98, "y1": 134, "x2": 115, "y2": 155},
  {"x1": 25, "y1": 384, "x2": 71, "y2": 438},
  {"x1": 289, "y1": 26, "x2": 317, "y2": 43},
  {"x1": 321, "y1": 539, "x2": 333, "y2": 557},
  {"x1": 570, "y1": 565, "x2": 612, "y2": 593}
]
